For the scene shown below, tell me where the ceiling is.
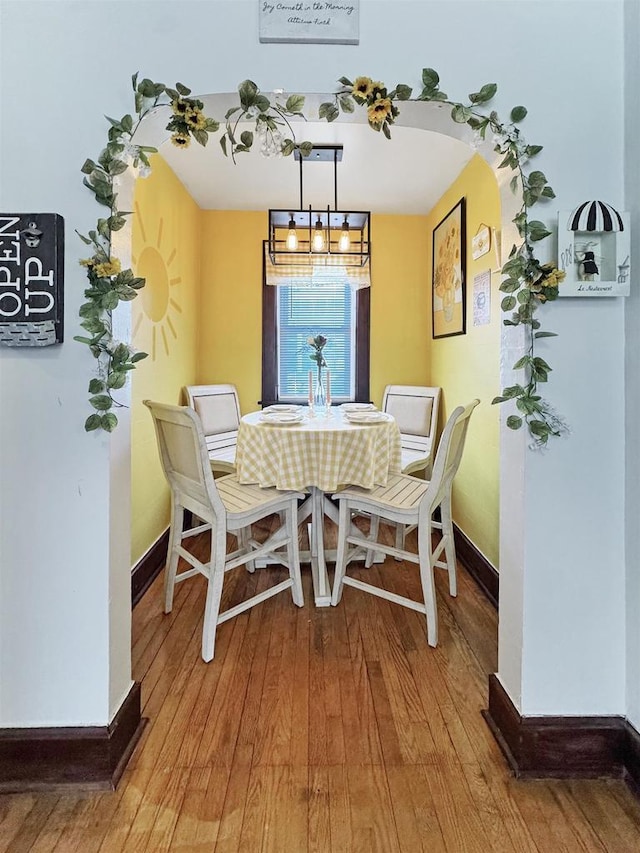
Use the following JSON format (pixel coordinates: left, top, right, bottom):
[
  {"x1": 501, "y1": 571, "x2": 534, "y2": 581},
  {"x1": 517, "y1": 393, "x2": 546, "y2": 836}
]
[{"x1": 159, "y1": 118, "x2": 475, "y2": 216}]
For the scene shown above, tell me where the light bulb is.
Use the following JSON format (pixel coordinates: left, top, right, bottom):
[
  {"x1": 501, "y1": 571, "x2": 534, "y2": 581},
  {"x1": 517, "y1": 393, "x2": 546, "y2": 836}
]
[
  {"x1": 286, "y1": 215, "x2": 298, "y2": 251},
  {"x1": 339, "y1": 217, "x2": 350, "y2": 252},
  {"x1": 312, "y1": 217, "x2": 325, "y2": 251}
]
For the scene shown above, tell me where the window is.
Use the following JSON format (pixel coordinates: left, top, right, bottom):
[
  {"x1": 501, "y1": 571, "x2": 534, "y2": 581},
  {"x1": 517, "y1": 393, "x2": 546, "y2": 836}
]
[
  {"x1": 262, "y1": 265, "x2": 370, "y2": 406},
  {"x1": 277, "y1": 283, "x2": 354, "y2": 400}
]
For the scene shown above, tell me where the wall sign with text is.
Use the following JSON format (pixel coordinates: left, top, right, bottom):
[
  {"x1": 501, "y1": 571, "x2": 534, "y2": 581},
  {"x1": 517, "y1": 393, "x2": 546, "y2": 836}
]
[
  {"x1": 0, "y1": 213, "x2": 64, "y2": 346},
  {"x1": 259, "y1": 0, "x2": 359, "y2": 44}
]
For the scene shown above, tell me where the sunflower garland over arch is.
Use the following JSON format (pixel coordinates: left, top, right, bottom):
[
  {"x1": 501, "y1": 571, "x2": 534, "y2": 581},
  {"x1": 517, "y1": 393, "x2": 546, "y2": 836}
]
[{"x1": 78, "y1": 70, "x2": 566, "y2": 446}]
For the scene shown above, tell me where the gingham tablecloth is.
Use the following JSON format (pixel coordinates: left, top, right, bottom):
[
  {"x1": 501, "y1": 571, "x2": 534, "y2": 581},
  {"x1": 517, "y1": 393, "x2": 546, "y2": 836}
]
[{"x1": 236, "y1": 407, "x2": 402, "y2": 492}]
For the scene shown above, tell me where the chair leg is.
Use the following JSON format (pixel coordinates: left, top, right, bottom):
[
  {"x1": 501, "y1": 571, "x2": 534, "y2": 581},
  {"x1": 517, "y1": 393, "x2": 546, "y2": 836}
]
[
  {"x1": 394, "y1": 522, "x2": 405, "y2": 559},
  {"x1": 417, "y1": 520, "x2": 438, "y2": 647},
  {"x1": 286, "y1": 499, "x2": 304, "y2": 607},
  {"x1": 201, "y1": 529, "x2": 227, "y2": 662},
  {"x1": 164, "y1": 502, "x2": 184, "y2": 614},
  {"x1": 238, "y1": 526, "x2": 256, "y2": 573},
  {"x1": 331, "y1": 500, "x2": 350, "y2": 605},
  {"x1": 440, "y1": 496, "x2": 457, "y2": 597},
  {"x1": 364, "y1": 514, "x2": 380, "y2": 568}
]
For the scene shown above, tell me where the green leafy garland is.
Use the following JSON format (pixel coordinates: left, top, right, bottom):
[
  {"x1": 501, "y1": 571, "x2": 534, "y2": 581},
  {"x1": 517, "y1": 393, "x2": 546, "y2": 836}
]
[{"x1": 79, "y1": 70, "x2": 566, "y2": 445}]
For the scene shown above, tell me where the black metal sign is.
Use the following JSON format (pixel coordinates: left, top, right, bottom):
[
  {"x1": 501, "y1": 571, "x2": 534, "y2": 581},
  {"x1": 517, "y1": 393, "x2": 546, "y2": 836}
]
[{"x1": 0, "y1": 213, "x2": 64, "y2": 346}]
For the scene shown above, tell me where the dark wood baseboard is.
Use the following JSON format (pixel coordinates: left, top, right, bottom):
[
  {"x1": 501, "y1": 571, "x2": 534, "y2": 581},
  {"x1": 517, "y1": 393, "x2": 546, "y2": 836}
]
[
  {"x1": 484, "y1": 673, "x2": 640, "y2": 797},
  {"x1": 625, "y1": 716, "x2": 640, "y2": 795},
  {"x1": 131, "y1": 528, "x2": 169, "y2": 608},
  {"x1": 0, "y1": 682, "x2": 145, "y2": 793},
  {"x1": 453, "y1": 523, "x2": 499, "y2": 609}
]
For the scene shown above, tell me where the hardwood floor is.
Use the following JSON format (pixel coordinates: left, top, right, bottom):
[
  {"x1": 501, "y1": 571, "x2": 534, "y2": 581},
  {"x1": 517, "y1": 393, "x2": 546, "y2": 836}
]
[{"x1": 2, "y1": 518, "x2": 640, "y2": 851}]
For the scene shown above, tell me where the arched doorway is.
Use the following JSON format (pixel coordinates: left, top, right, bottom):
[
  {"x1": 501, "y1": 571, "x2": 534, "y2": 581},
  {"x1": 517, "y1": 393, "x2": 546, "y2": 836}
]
[{"x1": 102, "y1": 88, "x2": 528, "y2": 700}]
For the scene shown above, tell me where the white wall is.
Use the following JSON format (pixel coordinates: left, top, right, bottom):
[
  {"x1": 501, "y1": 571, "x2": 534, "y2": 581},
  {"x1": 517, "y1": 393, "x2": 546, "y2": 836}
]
[
  {"x1": 0, "y1": 0, "x2": 629, "y2": 726},
  {"x1": 624, "y1": 0, "x2": 640, "y2": 731}
]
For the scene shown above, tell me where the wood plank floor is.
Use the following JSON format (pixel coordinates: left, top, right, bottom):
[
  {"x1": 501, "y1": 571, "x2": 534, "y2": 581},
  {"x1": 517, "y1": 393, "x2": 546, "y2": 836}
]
[{"x1": 2, "y1": 517, "x2": 640, "y2": 851}]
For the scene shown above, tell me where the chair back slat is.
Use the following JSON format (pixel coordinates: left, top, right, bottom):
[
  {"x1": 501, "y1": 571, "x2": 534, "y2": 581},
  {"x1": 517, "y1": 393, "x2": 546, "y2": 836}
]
[{"x1": 205, "y1": 431, "x2": 239, "y2": 453}]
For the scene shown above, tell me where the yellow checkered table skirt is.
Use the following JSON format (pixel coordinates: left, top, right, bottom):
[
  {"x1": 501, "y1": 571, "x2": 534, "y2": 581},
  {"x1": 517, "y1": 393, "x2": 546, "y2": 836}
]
[{"x1": 236, "y1": 407, "x2": 402, "y2": 492}]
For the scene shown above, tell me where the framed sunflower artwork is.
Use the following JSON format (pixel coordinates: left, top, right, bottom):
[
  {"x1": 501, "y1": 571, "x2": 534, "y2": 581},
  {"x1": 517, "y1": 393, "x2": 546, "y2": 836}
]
[{"x1": 432, "y1": 198, "x2": 466, "y2": 339}]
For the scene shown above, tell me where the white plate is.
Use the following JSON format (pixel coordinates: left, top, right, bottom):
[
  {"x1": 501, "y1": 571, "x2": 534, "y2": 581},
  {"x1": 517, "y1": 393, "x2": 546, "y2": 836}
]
[
  {"x1": 262, "y1": 405, "x2": 302, "y2": 414},
  {"x1": 341, "y1": 403, "x2": 377, "y2": 412},
  {"x1": 345, "y1": 411, "x2": 390, "y2": 424},
  {"x1": 260, "y1": 412, "x2": 304, "y2": 425}
]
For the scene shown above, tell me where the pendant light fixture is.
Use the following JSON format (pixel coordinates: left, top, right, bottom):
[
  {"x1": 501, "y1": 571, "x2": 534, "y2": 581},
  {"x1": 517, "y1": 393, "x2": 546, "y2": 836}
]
[
  {"x1": 286, "y1": 214, "x2": 298, "y2": 250},
  {"x1": 312, "y1": 215, "x2": 326, "y2": 252},
  {"x1": 267, "y1": 145, "x2": 371, "y2": 272},
  {"x1": 339, "y1": 216, "x2": 350, "y2": 252}
]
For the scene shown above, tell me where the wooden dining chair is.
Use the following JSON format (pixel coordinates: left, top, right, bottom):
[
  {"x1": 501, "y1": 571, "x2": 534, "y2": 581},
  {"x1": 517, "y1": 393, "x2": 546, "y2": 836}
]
[
  {"x1": 184, "y1": 384, "x2": 241, "y2": 475},
  {"x1": 144, "y1": 399, "x2": 304, "y2": 662},
  {"x1": 382, "y1": 384, "x2": 441, "y2": 553},
  {"x1": 382, "y1": 385, "x2": 441, "y2": 479},
  {"x1": 331, "y1": 400, "x2": 479, "y2": 647}
]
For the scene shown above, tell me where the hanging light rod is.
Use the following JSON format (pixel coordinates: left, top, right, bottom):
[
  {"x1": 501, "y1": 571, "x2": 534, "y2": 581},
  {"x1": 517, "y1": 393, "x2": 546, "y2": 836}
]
[
  {"x1": 267, "y1": 144, "x2": 371, "y2": 268},
  {"x1": 293, "y1": 144, "x2": 344, "y2": 161}
]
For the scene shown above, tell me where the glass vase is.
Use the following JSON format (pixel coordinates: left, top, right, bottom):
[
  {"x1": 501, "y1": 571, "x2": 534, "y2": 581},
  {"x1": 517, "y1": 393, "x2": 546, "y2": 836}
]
[{"x1": 314, "y1": 368, "x2": 326, "y2": 412}]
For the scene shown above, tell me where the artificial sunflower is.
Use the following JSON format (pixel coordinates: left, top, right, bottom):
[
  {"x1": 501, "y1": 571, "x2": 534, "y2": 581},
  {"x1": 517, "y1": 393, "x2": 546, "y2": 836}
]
[
  {"x1": 172, "y1": 98, "x2": 190, "y2": 116},
  {"x1": 171, "y1": 132, "x2": 191, "y2": 149},
  {"x1": 367, "y1": 97, "x2": 392, "y2": 126},
  {"x1": 352, "y1": 76, "x2": 374, "y2": 101},
  {"x1": 186, "y1": 109, "x2": 207, "y2": 130},
  {"x1": 543, "y1": 267, "x2": 566, "y2": 287},
  {"x1": 94, "y1": 258, "x2": 122, "y2": 278}
]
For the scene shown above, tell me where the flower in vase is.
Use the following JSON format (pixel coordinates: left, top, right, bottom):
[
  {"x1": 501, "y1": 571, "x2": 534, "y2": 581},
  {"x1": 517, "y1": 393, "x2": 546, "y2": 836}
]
[{"x1": 307, "y1": 334, "x2": 328, "y2": 369}]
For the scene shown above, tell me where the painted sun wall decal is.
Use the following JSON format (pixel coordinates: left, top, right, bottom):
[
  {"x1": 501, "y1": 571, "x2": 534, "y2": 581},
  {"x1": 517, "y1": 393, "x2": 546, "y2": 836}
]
[{"x1": 132, "y1": 203, "x2": 182, "y2": 360}]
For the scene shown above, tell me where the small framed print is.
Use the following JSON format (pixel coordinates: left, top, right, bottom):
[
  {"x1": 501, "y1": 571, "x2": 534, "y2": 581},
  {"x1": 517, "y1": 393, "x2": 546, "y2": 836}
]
[
  {"x1": 471, "y1": 223, "x2": 491, "y2": 260},
  {"x1": 432, "y1": 198, "x2": 466, "y2": 339},
  {"x1": 473, "y1": 270, "x2": 491, "y2": 326}
]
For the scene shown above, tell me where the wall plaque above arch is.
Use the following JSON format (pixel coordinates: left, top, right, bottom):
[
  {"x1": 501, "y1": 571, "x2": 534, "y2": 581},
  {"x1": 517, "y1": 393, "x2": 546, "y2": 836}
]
[{"x1": 259, "y1": 0, "x2": 360, "y2": 44}]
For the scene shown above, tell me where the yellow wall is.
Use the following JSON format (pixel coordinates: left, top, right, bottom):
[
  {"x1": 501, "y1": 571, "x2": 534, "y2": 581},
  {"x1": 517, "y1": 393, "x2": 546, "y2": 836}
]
[
  {"x1": 130, "y1": 156, "x2": 201, "y2": 564},
  {"x1": 369, "y1": 215, "x2": 431, "y2": 404},
  {"x1": 198, "y1": 211, "x2": 431, "y2": 413},
  {"x1": 130, "y1": 156, "x2": 501, "y2": 570},
  {"x1": 199, "y1": 212, "x2": 266, "y2": 412},
  {"x1": 425, "y1": 154, "x2": 502, "y2": 566}
]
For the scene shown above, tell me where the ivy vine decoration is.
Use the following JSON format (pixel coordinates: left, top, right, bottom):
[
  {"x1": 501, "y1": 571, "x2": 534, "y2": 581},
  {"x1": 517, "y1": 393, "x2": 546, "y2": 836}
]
[
  {"x1": 321, "y1": 72, "x2": 567, "y2": 447},
  {"x1": 79, "y1": 69, "x2": 566, "y2": 445},
  {"x1": 76, "y1": 75, "x2": 318, "y2": 432},
  {"x1": 76, "y1": 77, "x2": 218, "y2": 431},
  {"x1": 219, "y1": 79, "x2": 313, "y2": 162}
]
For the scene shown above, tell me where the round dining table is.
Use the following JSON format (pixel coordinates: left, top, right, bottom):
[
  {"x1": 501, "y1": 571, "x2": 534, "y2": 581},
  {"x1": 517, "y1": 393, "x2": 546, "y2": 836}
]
[{"x1": 235, "y1": 405, "x2": 402, "y2": 605}]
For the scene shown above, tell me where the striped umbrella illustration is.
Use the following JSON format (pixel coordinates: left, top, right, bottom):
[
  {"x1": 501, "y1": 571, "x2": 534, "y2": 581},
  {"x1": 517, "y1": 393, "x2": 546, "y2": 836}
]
[{"x1": 567, "y1": 200, "x2": 624, "y2": 232}]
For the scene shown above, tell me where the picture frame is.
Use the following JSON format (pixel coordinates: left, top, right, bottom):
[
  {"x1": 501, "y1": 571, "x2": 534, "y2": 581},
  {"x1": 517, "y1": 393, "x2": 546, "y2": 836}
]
[{"x1": 432, "y1": 198, "x2": 466, "y2": 339}]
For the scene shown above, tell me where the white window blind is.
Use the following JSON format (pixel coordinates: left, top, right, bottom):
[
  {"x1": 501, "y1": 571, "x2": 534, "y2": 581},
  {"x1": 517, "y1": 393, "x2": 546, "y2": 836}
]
[{"x1": 277, "y1": 282, "x2": 355, "y2": 400}]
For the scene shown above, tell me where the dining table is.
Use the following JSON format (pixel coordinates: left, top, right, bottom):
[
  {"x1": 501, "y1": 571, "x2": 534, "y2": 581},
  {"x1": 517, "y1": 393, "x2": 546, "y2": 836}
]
[{"x1": 234, "y1": 404, "x2": 402, "y2": 605}]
